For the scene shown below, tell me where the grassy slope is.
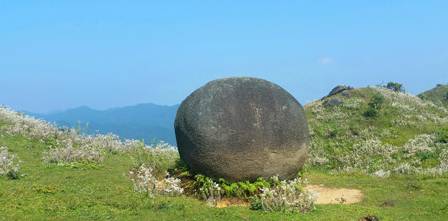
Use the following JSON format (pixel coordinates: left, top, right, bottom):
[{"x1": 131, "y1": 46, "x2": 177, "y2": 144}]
[
  {"x1": 307, "y1": 87, "x2": 447, "y2": 146},
  {"x1": 305, "y1": 87, "x2": 448, "y2": 172},
  {"x1": 419, "y1": 84, "x2": 448, "y2": 108},
  {"x1": 2, "y1": 121, "x2": 448, "y2": 220}
]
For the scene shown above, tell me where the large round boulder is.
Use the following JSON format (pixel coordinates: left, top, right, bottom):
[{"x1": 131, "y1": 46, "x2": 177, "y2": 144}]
[{"x1": 174, "y1": 77, "x2": 309, "y2": 181}]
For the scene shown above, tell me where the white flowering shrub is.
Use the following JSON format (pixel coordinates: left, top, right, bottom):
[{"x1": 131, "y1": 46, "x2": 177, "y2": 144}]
[
  {"x1": 0, "y1": 107, "x2": 61, "y2": 141},
  {"x1": 129, "y1": 164, "x2": 184, "y2": 198},
  {"x1": 0, "y1": 146, "x2": 20, "y2": 179},
  {"x1": 250, "y1": 176, "x2": 315, "y2": 213},
  {"x1": 43, "y1": 145, "x2": 103, "y2": 164},
  {"x1": 0, "y1": 106, "x2": 176, "y2": 165},
  {"x1": 336, "y1": 139, "x2": 398, "y2": 173}
]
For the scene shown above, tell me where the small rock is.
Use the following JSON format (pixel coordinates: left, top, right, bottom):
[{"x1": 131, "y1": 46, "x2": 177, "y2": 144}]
[
  {"x1": 380, "y1": 200, "x2": 396, "y2": 208},
  {"x1": 373, "y1": 170, "x2": 390, "y2": 178},
  {"x1": 323, "y1": 98, "x2": 343, "y2": 107},
  {"x1": 340, "y1": 90, "x2": 352, "y2": 97},
  {"x1": 327, "y1": 85, "x2": 354, "y2": 97},
  {"x1": 359, "y1": 215, "x2": 380, "y2": 221}
]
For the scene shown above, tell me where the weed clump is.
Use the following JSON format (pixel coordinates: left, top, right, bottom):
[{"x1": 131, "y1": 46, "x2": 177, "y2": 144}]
[
  {"x1": 129, "y1": 164, "x2": 184, "y2": 198},
  {"x1": 128, "y1": 145, "x2": 182, "y2": 197},
  {"x1": 250, "y1": 177, "x2": 315, "y2": 213},
  {"x1": 131, "y1": 143, "x2": 179, "y2": 179},
  {"x1": 193, "y1": 175, "x2": 223, "y2": 203},
  {"x1": 42, "y1": 145, "x2": 103, "y2": 165},
  {"x1": 0, "y1": 146, "x2": 20, "y2": 179}
]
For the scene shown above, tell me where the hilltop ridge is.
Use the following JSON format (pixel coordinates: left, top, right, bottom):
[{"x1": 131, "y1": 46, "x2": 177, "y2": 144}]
[
  {"x1": 305, "y1": 86, "x2": 448, "y2": 175},
  {"x1": 418, "y1": 84, "x2": 448, "y2": 108}
]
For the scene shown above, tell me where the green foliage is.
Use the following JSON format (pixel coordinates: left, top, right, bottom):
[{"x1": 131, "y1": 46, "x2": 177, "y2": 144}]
[
  {"x1": 6, "y1": 170, "x2": 20, "y2": 180},
  {"x1": 193, "y1": 175, "x2": 215, "y2": 192},
  {"x1": 249, "y1": 196, "x2": 264, "y2": 210},
  {"x1": 363, "y1": 93, "x2": 385, "y2": 118},
  {"x1": 219, "y1": 177, "x2": 271, "y2": 198},
  {"x1": 436, "y1": 127, "x2": 448, "y2": 143},
  {"x1": 385, "y1": 82, "x2": 405, "y2": 92},
  {"x1": 193, "y1": 175, "x2": 222, "y2": 200},
  {"x1": 169, "y1": 159, "x2": 191, "y2": 177},
  {"x1": 191, "y1": 175, "x2": 273, "y2": 199},
  {"x1": 445, "y1": 92, "x2": 448, "y2": 101}
]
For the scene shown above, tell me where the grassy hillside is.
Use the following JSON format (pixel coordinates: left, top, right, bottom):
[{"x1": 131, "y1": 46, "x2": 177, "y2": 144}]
[
  {"x1": 305, "y1": 87, "x2": 448, "y2": 175},
  {"x1": 2, "y1": 86, "x2": 448, "y2": 221},
  {"x1": 418, "y1": 84, "x2": 448, "y2": 108}
]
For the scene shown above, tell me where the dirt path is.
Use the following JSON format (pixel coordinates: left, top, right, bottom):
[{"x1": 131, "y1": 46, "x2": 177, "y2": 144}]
[{"x1": 305, "y1": 185, "x2": 363, "y2": 204}]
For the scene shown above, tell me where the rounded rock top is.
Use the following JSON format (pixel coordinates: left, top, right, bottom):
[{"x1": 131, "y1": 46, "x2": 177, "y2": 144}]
[{"x1": 174, "y1": 77, "x2": 309, "y2": 181}]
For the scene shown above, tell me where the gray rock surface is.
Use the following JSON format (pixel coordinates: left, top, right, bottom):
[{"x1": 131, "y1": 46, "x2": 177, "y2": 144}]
[
  {"x1": 327, "y1": 85, "x2": 353, "y2": 97},
  {"x1": 174, "y1": 77, "x2": 309, "y2": 181},
  {"x1": 323, "y1": 98, "x2": 343, "y2": 107}
]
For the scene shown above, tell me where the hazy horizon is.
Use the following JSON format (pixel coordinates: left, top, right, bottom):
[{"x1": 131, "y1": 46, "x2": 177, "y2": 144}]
[{"x1": 1, "y1": 1, "x2": 447, "y2": 113}]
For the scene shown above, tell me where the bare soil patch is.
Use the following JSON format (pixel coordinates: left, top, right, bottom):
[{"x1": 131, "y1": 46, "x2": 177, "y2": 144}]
[
  {"x1": 214, "y1": 184, "x2": 363, "y2": 208},
  {"x1": 306, "y1": 184, "x2": 363, "y2": 204}
]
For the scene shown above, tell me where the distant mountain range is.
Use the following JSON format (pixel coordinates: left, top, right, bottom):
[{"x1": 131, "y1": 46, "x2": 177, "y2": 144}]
[{"x1": 29, "y1": 103, "x2": 179, "y2": 145}]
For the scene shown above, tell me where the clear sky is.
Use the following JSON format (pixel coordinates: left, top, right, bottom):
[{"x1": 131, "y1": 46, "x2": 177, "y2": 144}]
[{"x1": 1, "y1": 1, "x2": 447, "y2": 113}]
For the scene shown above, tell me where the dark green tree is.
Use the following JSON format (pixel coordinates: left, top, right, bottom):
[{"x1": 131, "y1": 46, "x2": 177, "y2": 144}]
[{"x1": 385, "y1": 82, "x2": 405, "y2": 93}]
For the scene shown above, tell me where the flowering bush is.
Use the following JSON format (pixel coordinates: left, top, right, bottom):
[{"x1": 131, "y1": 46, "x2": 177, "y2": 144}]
[
  {"x1": 336, "y1": 139, "x2": 398, "y2": 173},
  {"x1": 0, "y1": 107, "x2": 61, "y2": 141},
  {"x1": 0, "y1": 106, "x2": 177, "y2": 165},
  {"x1": 250, "y1": 176, "x2": 315, "y2": 213},
  {"x1": 43, "y1": 145, "x2": 103, "y2": 164},
  {"x1": 0, "y1": 146, "x2": 20, "y2": 179},
  {"x1": 314, "y1": 133, "x2": 448, "y2": 176},
  {"x1": 129, "y1": 164, "x2": 184, "y2": 198}
]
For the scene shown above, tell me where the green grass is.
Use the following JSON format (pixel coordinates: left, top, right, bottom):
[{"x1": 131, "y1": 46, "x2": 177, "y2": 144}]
[
  {"x1": 305, "y1": 87, "x2": 448, "y2": 172},
  {"x1": 2, "y1": 133, "x2": 448, "y2": 221}
]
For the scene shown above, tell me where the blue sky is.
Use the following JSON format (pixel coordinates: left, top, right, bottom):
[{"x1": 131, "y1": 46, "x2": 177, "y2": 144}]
[{"x1": 1, "y1": 1, "x2": 447, "y2": 113}]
